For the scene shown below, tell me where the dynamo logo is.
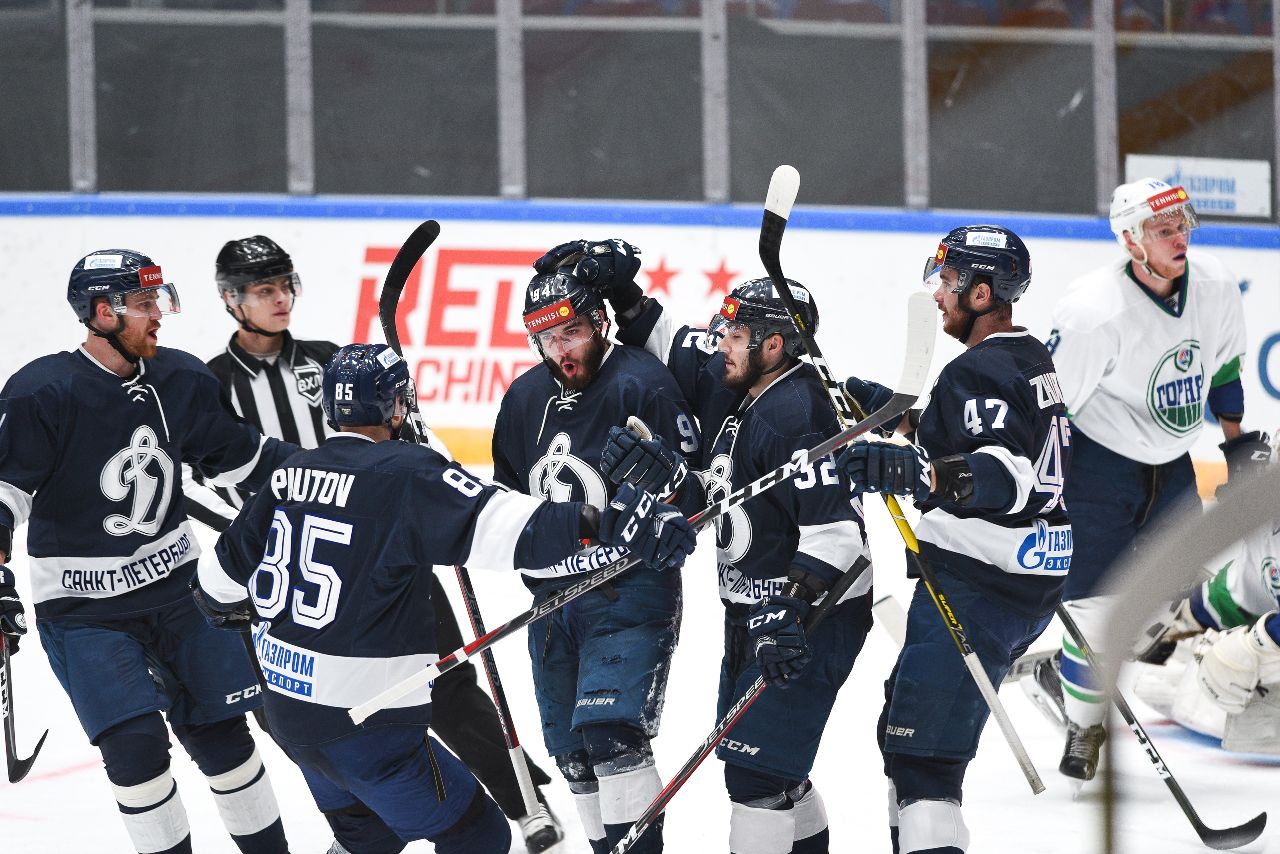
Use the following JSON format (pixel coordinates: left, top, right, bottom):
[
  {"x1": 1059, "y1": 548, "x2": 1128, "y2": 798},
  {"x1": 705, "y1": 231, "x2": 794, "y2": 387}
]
[
  {"x1": 1146, "y1": 339, "x2": 1204, "y2": 437},
  {"x1": 1016, "y1": 519, "x2": 1072, "y2": 573}
]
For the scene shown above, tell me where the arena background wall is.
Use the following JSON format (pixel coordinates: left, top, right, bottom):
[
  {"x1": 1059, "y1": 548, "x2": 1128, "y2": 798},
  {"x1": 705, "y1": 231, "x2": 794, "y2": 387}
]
[{"x1": 3, "y1": 194, "x2": 1277, "y2": 492}]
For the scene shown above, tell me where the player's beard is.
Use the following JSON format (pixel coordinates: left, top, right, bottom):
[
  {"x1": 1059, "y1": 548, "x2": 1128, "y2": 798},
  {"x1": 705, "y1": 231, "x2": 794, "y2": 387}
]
[
  {"x1": 722, "y1": 346, "x2": 768, "y2": 393},
  {"x1": 547, "y1": 334, "x2": 606, "y2": 392},
  {"x1": 118, "y1": 319, "x2": 160, "y2": 360}
]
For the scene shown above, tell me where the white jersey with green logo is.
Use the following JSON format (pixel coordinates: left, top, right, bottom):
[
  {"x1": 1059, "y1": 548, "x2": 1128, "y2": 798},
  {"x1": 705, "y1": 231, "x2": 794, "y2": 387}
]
[{"x1": 1047, "y1": 251, "x2": 1246, "y2": 465}]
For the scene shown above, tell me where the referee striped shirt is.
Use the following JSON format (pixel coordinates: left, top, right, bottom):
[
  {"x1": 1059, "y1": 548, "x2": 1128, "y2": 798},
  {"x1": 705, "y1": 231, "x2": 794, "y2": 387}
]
[{"x1": 184, "y1": 332, "x2": 338, "y2": 527}]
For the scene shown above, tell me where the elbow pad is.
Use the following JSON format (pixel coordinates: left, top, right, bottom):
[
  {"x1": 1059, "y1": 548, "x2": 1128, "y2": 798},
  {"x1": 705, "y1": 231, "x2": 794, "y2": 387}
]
[
  {"x1": 0, "y1": 525, "x2": 10, "y2": 562},
  {"x1": 931, "y1": 454, "x2": 975, "y2": 506},
  {"x1": 1207, "y1": 378, "x2": 1244, "y2": 423}
]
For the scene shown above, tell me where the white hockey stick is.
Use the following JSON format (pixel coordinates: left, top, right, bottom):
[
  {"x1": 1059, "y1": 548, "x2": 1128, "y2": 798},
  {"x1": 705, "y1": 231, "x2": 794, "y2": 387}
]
[
  {"x1": 348, "y1": 291, "x2": 936, "y2": 726},
  {"x1": 760, "y1": 164, "x2": 1044, "y2": 794}
]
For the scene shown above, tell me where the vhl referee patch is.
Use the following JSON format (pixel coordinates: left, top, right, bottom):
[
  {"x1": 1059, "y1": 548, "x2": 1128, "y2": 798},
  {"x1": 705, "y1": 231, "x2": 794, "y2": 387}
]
[{"x1": 295, "y1": 362, "x2": 323, "y2": 406}]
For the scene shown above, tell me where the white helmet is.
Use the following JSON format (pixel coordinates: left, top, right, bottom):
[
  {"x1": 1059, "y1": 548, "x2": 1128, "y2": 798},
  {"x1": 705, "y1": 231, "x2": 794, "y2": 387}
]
[{"x1": 1109, "y1": 178, "x2": 1199, "y2": 249}]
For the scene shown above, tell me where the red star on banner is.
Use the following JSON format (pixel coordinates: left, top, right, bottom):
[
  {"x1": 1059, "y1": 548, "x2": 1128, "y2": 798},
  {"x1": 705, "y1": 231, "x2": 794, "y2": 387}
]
[
  {"x1": 644, "y1": 257, "x2": 678, "y2": 298},
  {"x1": 704, "y1": 259, "x2": 739, "y2": 300}
]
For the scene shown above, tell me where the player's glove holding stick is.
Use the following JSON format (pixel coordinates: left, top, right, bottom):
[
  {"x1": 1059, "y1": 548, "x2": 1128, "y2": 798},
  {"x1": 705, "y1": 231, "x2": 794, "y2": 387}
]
[
  {"x1": 837, "y1": 440, "x2": 933, "y2": 504},
  {"x1": 0, "y1": 565, "x2": 27, "y2": 655},
  {"x1": 596, "y1": 482, "x2": 697, "y2": 573}
]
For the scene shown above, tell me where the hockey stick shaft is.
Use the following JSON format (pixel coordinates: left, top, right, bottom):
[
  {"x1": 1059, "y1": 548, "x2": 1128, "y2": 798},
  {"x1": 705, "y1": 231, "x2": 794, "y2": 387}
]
[
  {"x1": 760, "y1": 164, "x2": 1043, "y2": 794},
  {"x1": 2, "y1": 634, "x2": 48, "y2": 783},
  {"x1": 610, "y1": 557, "x2": 871, "y2": 854},
  {"x1": 349, "y1": 296, "x2": 936, "y2": 726},
  {"x1": 1057, "y1": 606, "x2": 1266, "y2": 849},
  {"x1": 374, "y1": 221, "x2": 540, "y2": 815}
]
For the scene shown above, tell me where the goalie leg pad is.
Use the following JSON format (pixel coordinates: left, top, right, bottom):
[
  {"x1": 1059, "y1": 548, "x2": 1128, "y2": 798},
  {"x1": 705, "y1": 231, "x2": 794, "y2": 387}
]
[{"x1": 898, "y1": 798, "x2": 969, "y2": 854}]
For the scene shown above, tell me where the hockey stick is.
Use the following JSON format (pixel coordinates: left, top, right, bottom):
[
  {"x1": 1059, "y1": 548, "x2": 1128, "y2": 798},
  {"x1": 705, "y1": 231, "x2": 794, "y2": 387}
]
[
  {"x1": 349, "y1": 292, "x2": 936, "y2": 725},
  {"x1": 1058, "y1": 606, "x2": 1266, "y2": 850},
  {"x1": 760, "y1": 164, "x2": 1045, "y2": 795},
  {"x1": 610, "y1": 556, "x2": 871, "y2": 854},
  {"x1": 374, "y1": 219, "x2": 541, "y2": 819},
  {"x1": 2, "y1": 635, "x2": 48, "y2": 783}
]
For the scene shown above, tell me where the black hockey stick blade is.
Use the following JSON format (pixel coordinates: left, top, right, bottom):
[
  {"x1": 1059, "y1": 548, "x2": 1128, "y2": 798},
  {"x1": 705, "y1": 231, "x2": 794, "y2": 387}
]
[
  {"x1": 759, "y1": 164, "x2": 799, "y2": 289},
  {"x1": 1197, "y1": 810, "x2": 1267, "y2": 850},
  {"x1": 3, "y1": 635, "x2": 49, "y2": 783},
  {"x1": 377, "y1": 219, "x2": 441, "y2": 356}
]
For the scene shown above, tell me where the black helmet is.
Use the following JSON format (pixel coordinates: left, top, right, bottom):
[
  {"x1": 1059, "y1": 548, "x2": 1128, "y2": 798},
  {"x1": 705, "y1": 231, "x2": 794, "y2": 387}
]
[
  {"x1": 710, "y1": 277, "x2": 816, "y2": 359},
  {"x1": 522, "y1": 269, "x2": 606, "y2": 354},
  {"x1": 215, "y1": 235, "x2": 301, "y2": 301},
  {"x1": 923, "y1": 225, "x2": 1031, "y2": 304}
]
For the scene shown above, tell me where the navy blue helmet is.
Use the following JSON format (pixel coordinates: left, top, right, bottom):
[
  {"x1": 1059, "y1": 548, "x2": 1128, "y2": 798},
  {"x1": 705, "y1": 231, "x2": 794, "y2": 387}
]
[
  {"x1": 322, "y1": 344, "x2": 413, "y2": 430},
  {"x1": 923, "y1": 225, "x2": 1031, "y2": 305},
  {"x1": 710, "y1": 277, "x2": 817, "y2": 359},
  {"x1": 522, "y1": 269, "x2": 607, "y2": 357},
  {"x1": 67, "y1": 249, "x2": 181, "y2": 323}
]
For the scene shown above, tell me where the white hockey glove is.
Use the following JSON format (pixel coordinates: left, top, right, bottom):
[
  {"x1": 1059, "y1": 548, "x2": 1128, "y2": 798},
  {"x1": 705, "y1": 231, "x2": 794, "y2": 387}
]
[
  {"x1": 1196, "y1": 612, "x2": 1280, "y2": 715},
  {"x1": 1133, "y1": 597, "x2": 1205, "y2": 662}
]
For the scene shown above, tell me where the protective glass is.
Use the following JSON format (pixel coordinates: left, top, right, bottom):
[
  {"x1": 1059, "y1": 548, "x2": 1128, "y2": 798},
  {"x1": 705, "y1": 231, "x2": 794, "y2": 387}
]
[
  {"x1": 111, "y1": 285, "x2": 182, "y2": 318},
  {"x1": 532, "y1": 315, "x2": 595, "y2": 355},
  {"x1": 921, "y1": 256, "x2": 952, "y2": 292},
  {"x1": 1141, "y1": 204, "x2": 1199, "y2": 242},
  {"x1": 229, "y1": 272, "x2": 303, "y2": 305}
]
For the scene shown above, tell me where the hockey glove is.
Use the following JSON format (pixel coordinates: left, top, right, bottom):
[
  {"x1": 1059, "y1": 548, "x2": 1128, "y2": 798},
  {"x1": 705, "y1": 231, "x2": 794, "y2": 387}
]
[
  {"x1": 1196, "y1": 612, "x2": 1280, "y2": 714},
  {"x1": 1220, "y1": 431, "x2": 1272, "y2": 486},
  {"x1": 747, "y1": 595, "x2": 812, "y2": 688},
  {"x1": 0, "y1": 565, "x2": 26, "y2": 655},
  {"x1": 840, "y1": 376, "x2": 895, "y2": 437},
  {"x1": 190, "y1": 577, "x2": 255, "y2": 634},
  {"x1": 600, "y1": 424, "x2": 687, "y2": 498},
  {"x1": 597, "y1": 482, "x2": 697, "y2": 572},
  {"x1": 837, "y1": 441, "x2": 932, "y2": 504},
  {"x1": 1132, "y1": 597, "x2": 1205, "y2": 662},
  {"x1": 533, "y1": 239, "x2": 588, "y2": 274}
]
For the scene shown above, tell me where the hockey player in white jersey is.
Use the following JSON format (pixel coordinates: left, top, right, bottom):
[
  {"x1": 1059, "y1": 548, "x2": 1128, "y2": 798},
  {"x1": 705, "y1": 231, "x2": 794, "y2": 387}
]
[
  {"x1": 0, "y1": 250, "x2": 295, "y2": 854},
  {"x1": 1040, "y1": 178, "x2": 1256, "y2": 782}
]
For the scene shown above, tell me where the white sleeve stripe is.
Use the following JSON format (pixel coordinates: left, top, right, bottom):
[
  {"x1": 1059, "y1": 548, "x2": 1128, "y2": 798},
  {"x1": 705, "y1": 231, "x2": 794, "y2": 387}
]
[
  {"x1": 464, "y1": 491, "x2": 546, "y2": 572},
  {"x1": 196, "y1": 546, "x2": 250, "y2": 604},
  {"x1": 210, "y1": 436, "x2": 267, "y2": 487},
  {"x1": 796, "y1": 520, "x2": 866, "y2": 571},
  {"x1": 0, "y1": 480, "x2": 34, "y2": 527},
  {"x1": 972, "y1": 445, "x2": 1035, "y2": 514}
]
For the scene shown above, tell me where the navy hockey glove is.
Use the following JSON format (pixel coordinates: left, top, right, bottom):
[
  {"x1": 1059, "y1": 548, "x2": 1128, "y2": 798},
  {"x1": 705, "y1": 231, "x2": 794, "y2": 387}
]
[
  {"x1": 0, "y1": 565, "x2": 27, "y2": 655},
  {"x1": 841, "y1": 376, "x2": 896, "y2": 436},
  {"x1": 837, "y1": 441, "x2": 932, "y2": 504},
  {"x1": 533, "y1": 239, "x2": 588, "y2": 275},
  {"x1": 1220, "y1": 431, "x2": 1271, "y2": 485},
  {"x1": 190, "y1": 577, "x2": 254, "y2": 634},
  {"x1": 747, "y1": 595, "x2": 812, "y2": 688},
  {"x1": 571, "y1": 239, "x2": 642, "y2": 298},
  {"x1": 600, "y1": 424, "x2": 687, "y2": 498},
  {"x1": 597, "y1": 482, "x2": 697, "y2": 572}
]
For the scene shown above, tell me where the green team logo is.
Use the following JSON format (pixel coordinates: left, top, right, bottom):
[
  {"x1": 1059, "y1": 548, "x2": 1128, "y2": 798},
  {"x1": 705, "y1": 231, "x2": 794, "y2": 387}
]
[{"x1": 1146, "y1": 340, "x2": 1203, "y2": 436}]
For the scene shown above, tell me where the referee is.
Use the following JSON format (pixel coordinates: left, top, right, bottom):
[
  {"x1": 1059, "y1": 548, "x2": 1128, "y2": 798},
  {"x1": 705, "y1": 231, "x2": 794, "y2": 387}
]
[{"x1": 184, "y1": 235, "x2": 562, "y2": 854}]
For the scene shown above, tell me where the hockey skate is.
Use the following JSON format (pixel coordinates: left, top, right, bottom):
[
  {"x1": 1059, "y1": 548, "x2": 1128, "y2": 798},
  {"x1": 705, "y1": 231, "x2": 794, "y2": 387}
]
[
  {"x1": 518, "y1": 798, "x2": 564, "y2": 853},
  {"x1": 1020, "y1": 651, "x2": 1067, "y2": 730},
  {"x1": 1059, "y1": 722, "x2": 1107, "y2": 786}
]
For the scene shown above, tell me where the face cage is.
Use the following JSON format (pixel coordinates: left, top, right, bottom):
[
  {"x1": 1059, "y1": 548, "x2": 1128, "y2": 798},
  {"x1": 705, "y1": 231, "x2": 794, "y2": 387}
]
[
  {"x1": 106, "y1": 284, "x2": 182, "y2": 318},
  {"x1": 226, "y1": 271, "x2": 303, "y2": 305},
  {"x1": 526, "y1": 307, "x2": 607, "y2": 360},
  {"x1": 1134, "y1": 203, "x2": 1200, "y2": 243}
]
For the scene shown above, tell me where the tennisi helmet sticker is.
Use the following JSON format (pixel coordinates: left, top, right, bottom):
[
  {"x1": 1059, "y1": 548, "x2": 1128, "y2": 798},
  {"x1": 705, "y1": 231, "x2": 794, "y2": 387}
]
[{"x1": 523, "y1": 298, "x2": 575, "y2": 333}]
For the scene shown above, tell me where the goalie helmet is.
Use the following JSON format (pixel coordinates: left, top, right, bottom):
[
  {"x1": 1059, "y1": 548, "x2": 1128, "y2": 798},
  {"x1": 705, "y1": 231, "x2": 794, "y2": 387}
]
[
  {"x1": 215, "y1": 235, "x2": 302, "y2": 302},
  {"x1": 709, "y1": 277, "x2": 817, "y2": 359},
  {"x1": 1109, "y1": 178, "x2": 1199, "y2": 249},
  {"x1": 67, "y1": 249, "x2": 181, "y2": 323},
  {"x1": 322, "y1": 343, "x2": 412, "y2": 430},
  {"x1": 922, "y1": 224, "x2": 1032, "y2": 305}
]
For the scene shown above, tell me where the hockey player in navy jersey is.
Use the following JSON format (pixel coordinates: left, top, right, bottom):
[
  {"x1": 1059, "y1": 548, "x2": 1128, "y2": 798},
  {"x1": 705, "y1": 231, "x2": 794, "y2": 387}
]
[
  {"x1": 834, "y1": 225, "x2": 1070, "y2": 854},
  {"x1": 576, "y1": 244, "x2": 873, "y2": 853},
  {"x1": 0, "y1": 250, "x2": 295, "y2": 854},
  {"x1": 492, "y1": 261, "x2": 699, "y2": 854},
  {"x1": 196, "y1": 343, "x2": 696, "y2": 854}
]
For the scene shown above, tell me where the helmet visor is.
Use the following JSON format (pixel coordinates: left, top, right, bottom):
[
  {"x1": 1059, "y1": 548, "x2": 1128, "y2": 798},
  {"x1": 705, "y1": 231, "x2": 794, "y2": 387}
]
[
  {"x1": 1140, "y1": 203, "x2": 1199, "y2": 242},
  {"x1": 111, "y1": 284, "x2": 181, "y2": 318},
  {"x1": 921, "y1": 254, "x2": 951, "y2": 292},
  {"x1": 226, "y1": 272, "x2": 302, "y2": 305},
  {"x1": 531, "y1": 313, "x2": 596, "y2": 356}
]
